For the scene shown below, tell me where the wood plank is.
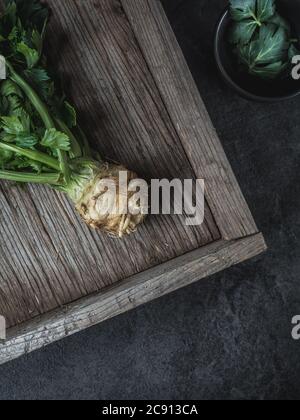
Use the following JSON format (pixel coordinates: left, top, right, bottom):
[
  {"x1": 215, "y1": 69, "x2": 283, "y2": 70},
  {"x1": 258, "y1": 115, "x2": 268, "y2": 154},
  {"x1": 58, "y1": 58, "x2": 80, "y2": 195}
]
[
  {"x1": 121, "y1": 0, "x2": 258, "y2": 240},
  {"x1": 0, "y1": 234, "x2": 267, "y2": 366},
  {"x1": 0, "y1": 0, "x2": 220, "y2": 328}
]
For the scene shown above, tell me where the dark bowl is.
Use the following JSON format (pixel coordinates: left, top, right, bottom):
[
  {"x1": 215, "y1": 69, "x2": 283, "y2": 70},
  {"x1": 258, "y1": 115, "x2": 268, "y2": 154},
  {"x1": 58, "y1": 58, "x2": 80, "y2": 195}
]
[{"x1": 214, "y1": 0, "x2": 300, "y2": 102}]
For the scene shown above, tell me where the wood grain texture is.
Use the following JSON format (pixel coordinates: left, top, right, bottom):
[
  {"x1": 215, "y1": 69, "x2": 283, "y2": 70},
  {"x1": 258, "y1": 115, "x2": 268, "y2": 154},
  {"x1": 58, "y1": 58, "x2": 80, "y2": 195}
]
[
  {"x1": 0, "y1": 234, "x2": 267, "y2": 366},
  {"x1": 121, "y1": 0, "x2": 258, "y2": 240},
  {"x1": 0, "y1": 0, "x2": 220, "y2": 328},
  {"x1": 0, "y1": 0, "x2": 266, "y2": 365}
]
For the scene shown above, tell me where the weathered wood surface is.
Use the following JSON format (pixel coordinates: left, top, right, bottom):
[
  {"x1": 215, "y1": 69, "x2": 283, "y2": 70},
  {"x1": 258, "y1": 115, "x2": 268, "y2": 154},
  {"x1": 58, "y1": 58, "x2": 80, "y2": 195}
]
[
  {"x1": 122, "y1": 0, "x2": 258, "y2": 240},
  {"x1": 0, "y1": 234, "x2": 267, "y2": 366},
  {"x1": 0, "y1": 0, "x2": 221, "y2": 328},
  {"x1": 0, "y1": 0, "x2": 266, "y2": 365}
]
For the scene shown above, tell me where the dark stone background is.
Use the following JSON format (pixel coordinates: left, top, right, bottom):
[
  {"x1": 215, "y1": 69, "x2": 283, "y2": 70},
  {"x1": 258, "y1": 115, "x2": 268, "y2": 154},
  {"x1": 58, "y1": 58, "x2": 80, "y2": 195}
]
[{"x1": 0, "y1": 0, "x2": 300, "y2": 400}]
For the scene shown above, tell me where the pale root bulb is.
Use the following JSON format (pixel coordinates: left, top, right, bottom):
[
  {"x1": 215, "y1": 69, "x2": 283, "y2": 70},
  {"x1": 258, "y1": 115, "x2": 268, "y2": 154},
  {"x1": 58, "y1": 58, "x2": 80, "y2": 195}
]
[{"x1": 73, "y1": 163, "x2": 146, "y2": 237}]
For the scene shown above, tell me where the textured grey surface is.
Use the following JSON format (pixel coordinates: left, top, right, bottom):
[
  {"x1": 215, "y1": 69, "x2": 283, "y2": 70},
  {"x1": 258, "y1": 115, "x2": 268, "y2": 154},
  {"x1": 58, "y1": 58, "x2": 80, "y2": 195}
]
[{"x1": 0, "y1": 0, "x2": 299, "y2": 400}]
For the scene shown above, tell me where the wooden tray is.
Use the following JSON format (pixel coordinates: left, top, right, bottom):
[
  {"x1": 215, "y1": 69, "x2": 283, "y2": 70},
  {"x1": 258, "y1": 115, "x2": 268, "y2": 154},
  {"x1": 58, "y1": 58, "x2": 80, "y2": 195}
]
[{"x1": 0, "y1": 0, "x2": 266, "y2": 365}]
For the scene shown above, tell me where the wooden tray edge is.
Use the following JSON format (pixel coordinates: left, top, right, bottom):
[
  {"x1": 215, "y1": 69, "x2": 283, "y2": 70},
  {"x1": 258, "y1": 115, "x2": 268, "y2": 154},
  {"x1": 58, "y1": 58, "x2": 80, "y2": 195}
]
[
  {"x1": 122, "y1": 0, "x2": 259, "y2": 240},
  {"x1": 0, "y1": 233, "x2": 267, "y2": 366}
]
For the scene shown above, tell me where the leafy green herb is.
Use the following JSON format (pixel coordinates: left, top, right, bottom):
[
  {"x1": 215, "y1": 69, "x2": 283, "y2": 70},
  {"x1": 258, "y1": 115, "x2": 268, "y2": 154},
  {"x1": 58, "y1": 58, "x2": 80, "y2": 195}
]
[
  {"x1": 0, "y1": 0, "x2": 145, "y2": 237},
  {"x1": 230, "y1": 20, "x2": 258, "y2": 45},
  {"x1": 0, "y1": 0, "x2": 82, "y2": 179},
  {"x1": 1, "y1": 79, "x2": 23, "y2": 97},
  {"x1": 230, "y1": 0, "x2": 256, "y2": 22},
  {"x1": 61, "y1": 101, "x2": 77, "y2": 128},
  {"x1": 229, "y1": 0, "x2": 299, "y2": 80},
  {"x1": 4, "y1": 0, "x2": 49, "y2": 32},
  {"x1": 257, "y1": 0, "x2": 276, "y2": 23},
  {"x1": 17, "y1": 41, "x2": 39, "y2": 68},
  {"x1": 0, "y1": 113, "x2": 39, "y2": 148},
  {"x1": 268, "y1": 13, "x2": 291, "y2": 34},
  {"x1": 1, "y1": 115, "x2": 24, "y2": 134},
  {"x1": 24, "y1": 67, "x2": 51, "y2": 99},
  {"x1": 239, "y1": 25, "x2": 289, "y2": 66},
  {"x1": 230, "y1": 0, "x2": 275, "y2": 25},
  {"x1": 41, "y1": 128, "x2": 70, "y2": 151},
  {"x1": 0, "y1": 148, "x2": 13, "y2": 164}
]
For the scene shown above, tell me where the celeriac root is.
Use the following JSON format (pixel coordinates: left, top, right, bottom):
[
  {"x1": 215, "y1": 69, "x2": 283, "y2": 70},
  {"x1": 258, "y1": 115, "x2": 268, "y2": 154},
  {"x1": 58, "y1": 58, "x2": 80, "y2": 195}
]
[{"x1": 73, "y1": 162, "x2": 146, "y2": 237}]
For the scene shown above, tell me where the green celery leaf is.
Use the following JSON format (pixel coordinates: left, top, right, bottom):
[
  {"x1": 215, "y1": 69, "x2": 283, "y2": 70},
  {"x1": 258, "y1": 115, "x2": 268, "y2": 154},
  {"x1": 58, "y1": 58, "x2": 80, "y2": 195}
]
[
  {"x1": 24, "y1": 68, "x2": 51, "y2": 99},
  {"x1": 237, "y1": 24, "x2": 290, "y2": 79},
  {"x1": 7, "y1": 95, "x2": 24, "y2": 116},
  {"x1": 0, "y1": 132, "x2": 15, "y2": 143},
  {"x1": 0, "y1": 97, "x2": 9, "y2": 115},
  {"x1": 1, "y1": 115, "x2": 24, "y2": 134},
  {"x1": 0, "y1": 81, "x2": 26, "y2": 117},
  {"x1": 41, "y1": 128, "x2": 70, "y2": 151},
  {"x1": 250, "y1": 60, "x2": 288, "y2": 79},
  {"x1": 230, "y1": 0, "x2": 256, "y2": 21},
  {"x1": 268, "y1": 13, "x2": 291, "y2": 34},
  {"x1": 15, "y1": 132, "x2": 38, "y2": 148},
  {"x1": 25, "y1": 67, "x2": 50, "y2": 82},
  {"x1": 17, "y1": 41, "x2": 39, "y2": 68},
  {"x1": 230, "y1": 0, "x2": 275, "y2": 25},
  {"x1": 0, "y1": 113, "x2": 37, "y2": 148},
  {"x1": 19, "y1": 110, "x2": 30, "y2": 132},
  {"x1": 61, "y1": 101, "x2": 77, "y2": 128},
  {"x1": 8, "y1": 24, "x2": 22, "y2": 45},
  {"x1": 256, "y1": 24, "x2": 289, "y2": 64},
  {"x1": 239, "y1": 24, "x2": 289, "y2": 67},
  {"x1": 7, "y1": 154, "x2": 41, "y2": 172},
  {"x1": 0, "y1": 148, "x2": 13, "y2": 164},
  {"x1": 31, "y1": 28, "x2": 42, "y2": 55},
  {"x1": 5, "y1": 1, "x2": 17, "y2": 27},
  {"x1": 257, "y1": 0, "x2": 276, "y2": 23},
  {"x1": 230, "y1": 20, "x2": 257, "y2": 45},
  {"x1": 4, "y1": 0, "x2": 49, "y2": 33},
  {"x1": 28, "y1": 160, "x2": 42, "y2": 173},
  {"x1": 0, "y1": 1, "x2": 17, "y2": 38},
  {"x1": 1, "y1": 80, "x2": 23, "y2": 98}
]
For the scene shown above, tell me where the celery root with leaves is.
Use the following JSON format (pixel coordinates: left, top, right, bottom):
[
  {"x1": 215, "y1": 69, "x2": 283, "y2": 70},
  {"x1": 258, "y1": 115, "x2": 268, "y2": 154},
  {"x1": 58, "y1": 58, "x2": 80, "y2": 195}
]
[{"x1": 0, "y1": 0, "x2": 146, "y2": 237}]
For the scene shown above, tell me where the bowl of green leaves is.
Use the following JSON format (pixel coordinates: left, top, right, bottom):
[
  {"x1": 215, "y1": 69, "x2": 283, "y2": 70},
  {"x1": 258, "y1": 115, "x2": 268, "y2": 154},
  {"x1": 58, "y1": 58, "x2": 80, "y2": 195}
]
[{"x1": 214, "y1": 0, "x2": 300, "y2": 101}]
